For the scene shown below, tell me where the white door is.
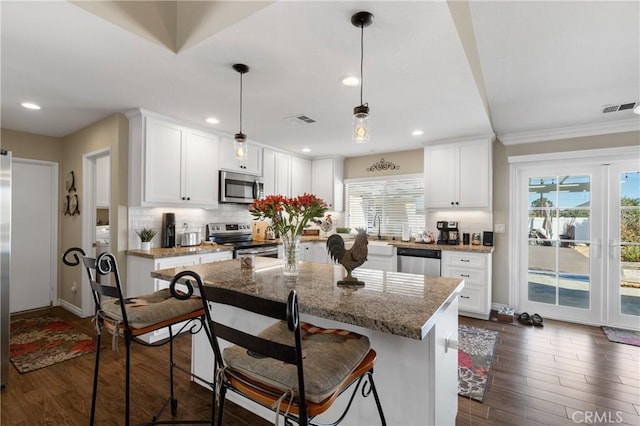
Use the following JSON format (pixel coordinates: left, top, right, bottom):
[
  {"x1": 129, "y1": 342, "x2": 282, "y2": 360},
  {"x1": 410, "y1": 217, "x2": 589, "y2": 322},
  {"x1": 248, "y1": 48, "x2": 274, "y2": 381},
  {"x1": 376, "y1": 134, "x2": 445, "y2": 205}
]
[
  {"x1": 607, "y1": 162, "x2": 640, "y2": 329},
  {"x1": 514, "y1": 154, "x2": 640, "y2": 328},
  {"x1": 10, "y1": 159, "x2": 57, "y2": 313}
]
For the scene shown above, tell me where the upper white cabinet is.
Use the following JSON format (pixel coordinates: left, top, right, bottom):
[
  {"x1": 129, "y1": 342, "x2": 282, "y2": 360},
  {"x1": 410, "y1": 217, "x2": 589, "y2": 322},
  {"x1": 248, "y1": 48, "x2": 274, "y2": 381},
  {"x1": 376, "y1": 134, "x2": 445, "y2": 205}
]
[
  {"x1": 424, "y1": 137, "x2": 492, "y2": 209},
  {"x1": 291, "y1": 156, "x2": 312, "y2": 196},
  {"x1": 311, "y1": 157, "x2": 344, "y2": 211},
  {"x1": 128, "y1": 110, "x2": 219, "y2": 208},
  {"x1": 263, "y1": 148, "x2": 291, "y2": 197},
  {"x1": 219, "y1": 137, "x2": 263, "y2": 176}
]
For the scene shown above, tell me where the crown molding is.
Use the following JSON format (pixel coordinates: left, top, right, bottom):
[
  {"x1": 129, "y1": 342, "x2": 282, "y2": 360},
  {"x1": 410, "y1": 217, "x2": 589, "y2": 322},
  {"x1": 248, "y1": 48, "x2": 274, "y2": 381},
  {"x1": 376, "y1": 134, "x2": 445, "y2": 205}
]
[{"x1": 499, "y1": 118, "x2": 640, "y2": 145}]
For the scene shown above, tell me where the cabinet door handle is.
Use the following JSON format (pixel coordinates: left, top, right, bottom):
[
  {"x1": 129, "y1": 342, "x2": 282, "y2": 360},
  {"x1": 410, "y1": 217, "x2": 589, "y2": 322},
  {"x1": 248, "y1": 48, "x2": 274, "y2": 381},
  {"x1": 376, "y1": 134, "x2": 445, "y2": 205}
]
[
  {"x1": 181, "y1": 197, "x2": 186, "y2": 200},
  {"x1": 460, "y1": 259, "x2": 470, "y2": 262},
  {"x1": 455, "y1": 201, "x2": 459, "y2": 205},
  {"x1": 187, "y1": 197, "x2": 191, "y2": 201},
  {"x1": 460, "y1": 295, "x2": 470, "y2": 299},
  {"x1": 451, "y1": 201, "x2": 455, "y2": 205},
  {"x1": 460, "y1": 274, "x2": 470, "y2": 278}
]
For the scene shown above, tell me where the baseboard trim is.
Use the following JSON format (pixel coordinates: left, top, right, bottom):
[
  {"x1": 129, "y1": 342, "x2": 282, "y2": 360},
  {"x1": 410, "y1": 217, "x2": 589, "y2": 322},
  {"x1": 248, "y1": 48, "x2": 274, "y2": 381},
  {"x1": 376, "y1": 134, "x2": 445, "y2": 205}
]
[{"x1": 58, "y1": 299, "x2": 83, "y2": 317}]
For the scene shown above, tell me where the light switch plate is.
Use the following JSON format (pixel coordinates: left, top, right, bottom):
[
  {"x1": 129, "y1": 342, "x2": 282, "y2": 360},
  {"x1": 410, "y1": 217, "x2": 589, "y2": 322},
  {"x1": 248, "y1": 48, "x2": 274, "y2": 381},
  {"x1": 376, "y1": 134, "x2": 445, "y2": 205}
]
[{"x1": 495, "y1": 223, "x2": 506, "y2": 233}]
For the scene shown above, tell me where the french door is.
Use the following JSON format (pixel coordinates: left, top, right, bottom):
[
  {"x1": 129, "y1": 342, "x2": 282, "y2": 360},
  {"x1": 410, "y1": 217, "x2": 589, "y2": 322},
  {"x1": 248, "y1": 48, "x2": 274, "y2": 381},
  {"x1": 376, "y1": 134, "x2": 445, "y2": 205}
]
[{"x1": 512, "y1": 151, "x2": 639, "y2": 328}]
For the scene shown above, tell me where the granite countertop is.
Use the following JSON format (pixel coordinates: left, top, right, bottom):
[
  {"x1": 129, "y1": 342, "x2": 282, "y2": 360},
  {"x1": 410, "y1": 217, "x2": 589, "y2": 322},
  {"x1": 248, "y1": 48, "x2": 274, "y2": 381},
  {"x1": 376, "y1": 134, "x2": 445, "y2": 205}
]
[
  {"x1": 301, "y1": 235, "x2": 494, "y2": 254},
  {"x1": 152, "y1": 257, "x2": 464, "y2": 340},
  {"x1": 126, "y1": 244, "x2": 234, "y2": 259}
]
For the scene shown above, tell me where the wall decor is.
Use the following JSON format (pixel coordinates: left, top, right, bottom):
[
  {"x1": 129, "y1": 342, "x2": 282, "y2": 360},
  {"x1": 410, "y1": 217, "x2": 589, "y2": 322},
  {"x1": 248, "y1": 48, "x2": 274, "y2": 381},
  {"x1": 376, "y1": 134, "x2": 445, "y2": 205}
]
[
  {"x1": 367, "y1": 158, "x2": 400, "y2": 172},
  {"x1": 65, "y1": 171, "x2": 76, "y2": 192}
]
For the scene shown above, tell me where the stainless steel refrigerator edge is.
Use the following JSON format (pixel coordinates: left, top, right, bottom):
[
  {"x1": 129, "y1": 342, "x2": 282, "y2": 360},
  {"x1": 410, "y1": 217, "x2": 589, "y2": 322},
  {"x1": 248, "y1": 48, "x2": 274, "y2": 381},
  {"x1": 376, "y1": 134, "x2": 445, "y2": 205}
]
[{"x1": 0, "y1": 150, "x2": 11, "y2": 387}]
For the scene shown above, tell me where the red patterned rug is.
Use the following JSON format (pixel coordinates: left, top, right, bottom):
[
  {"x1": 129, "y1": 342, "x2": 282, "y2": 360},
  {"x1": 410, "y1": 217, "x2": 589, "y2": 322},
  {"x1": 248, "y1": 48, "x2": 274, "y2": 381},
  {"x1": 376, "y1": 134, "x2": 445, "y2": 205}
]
[
  {"x1": 10, "y1": 316, "x2": 96, "y2": 374},
  {"x1": 601, "y1": 326, "x2": 640, "y2": 347},
  {"x1": 458, "y1": 325, "x2": 499, "y2": 402}
]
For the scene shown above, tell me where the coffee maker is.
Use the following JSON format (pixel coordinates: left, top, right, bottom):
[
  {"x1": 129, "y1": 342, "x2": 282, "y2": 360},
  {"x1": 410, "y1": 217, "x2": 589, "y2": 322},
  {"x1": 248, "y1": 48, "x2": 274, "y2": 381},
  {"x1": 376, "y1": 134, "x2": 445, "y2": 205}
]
[
  {"x1": 436, "y1": 221, "x2": 459, "y2": 245},
  {"x1": 161, "y1": 212, "x2": 176, "y2": 248}
]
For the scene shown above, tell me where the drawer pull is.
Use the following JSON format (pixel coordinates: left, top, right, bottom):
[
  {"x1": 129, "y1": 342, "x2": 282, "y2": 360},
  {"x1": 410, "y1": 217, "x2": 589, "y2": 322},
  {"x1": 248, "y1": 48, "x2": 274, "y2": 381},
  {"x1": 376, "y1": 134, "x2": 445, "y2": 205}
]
[
  {"x1": 460, "y1": 295, "x2": 470, "y2": 299},
  {"x1": 460, "y1": 259, "x2": 470, "y2": 262},
  {"x1": 460, "y1": 274, "x2": 470, "y2": 278}
]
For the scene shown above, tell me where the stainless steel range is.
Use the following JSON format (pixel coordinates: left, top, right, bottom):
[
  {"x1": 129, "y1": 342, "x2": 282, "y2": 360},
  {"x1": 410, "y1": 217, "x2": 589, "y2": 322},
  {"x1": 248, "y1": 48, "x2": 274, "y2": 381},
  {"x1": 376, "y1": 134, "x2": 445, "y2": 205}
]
[{"x1": 206, "y1": 223, "x2": 279, "y2": 258}]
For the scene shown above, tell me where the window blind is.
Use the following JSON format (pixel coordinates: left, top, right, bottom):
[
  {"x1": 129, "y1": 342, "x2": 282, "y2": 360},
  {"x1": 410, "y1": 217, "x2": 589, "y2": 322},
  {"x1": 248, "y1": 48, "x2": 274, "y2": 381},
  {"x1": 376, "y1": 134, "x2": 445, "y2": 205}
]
[{"x1": 345, "y1": 176, "x2": 425, "y2": 237}]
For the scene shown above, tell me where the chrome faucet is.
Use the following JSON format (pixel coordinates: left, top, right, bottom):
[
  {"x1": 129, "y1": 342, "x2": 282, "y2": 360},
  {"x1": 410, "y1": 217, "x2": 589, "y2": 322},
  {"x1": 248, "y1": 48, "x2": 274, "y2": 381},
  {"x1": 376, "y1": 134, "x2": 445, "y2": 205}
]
[{"x1": 373, "y1": 214, "x2": 382, "y2": 240}]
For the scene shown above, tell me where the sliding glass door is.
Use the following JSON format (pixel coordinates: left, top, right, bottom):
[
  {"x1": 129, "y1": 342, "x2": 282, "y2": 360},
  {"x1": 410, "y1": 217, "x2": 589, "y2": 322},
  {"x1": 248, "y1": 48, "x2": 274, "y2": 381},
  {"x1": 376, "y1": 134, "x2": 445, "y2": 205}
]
[{"x1": 513, "y1": 151, "x2": 639, "y2": 328}]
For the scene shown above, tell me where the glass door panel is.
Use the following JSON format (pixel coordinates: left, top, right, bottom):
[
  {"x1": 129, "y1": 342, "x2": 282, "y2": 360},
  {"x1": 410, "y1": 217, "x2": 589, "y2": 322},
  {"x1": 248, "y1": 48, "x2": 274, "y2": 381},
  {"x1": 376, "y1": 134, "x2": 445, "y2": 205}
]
[{"x1": 610, "y1": 166, "x2": 640, "y2": 328}]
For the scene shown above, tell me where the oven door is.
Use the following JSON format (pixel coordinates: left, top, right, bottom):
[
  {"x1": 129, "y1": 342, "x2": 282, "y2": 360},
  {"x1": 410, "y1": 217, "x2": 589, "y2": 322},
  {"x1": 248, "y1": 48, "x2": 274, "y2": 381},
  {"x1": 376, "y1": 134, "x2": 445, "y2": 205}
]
[
  {"x1": 219, "y1": 171, "x2": 264, "y2": 204},
  {"x1": 236, "y1": 245, "x2": 279, "y2": 259}
]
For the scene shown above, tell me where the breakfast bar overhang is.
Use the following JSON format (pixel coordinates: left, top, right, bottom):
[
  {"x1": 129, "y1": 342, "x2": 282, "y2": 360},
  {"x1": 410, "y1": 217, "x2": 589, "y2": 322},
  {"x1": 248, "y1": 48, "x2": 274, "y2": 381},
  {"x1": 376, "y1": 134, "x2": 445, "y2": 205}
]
[{"x1": 152, "y1": 257, "x2": 465, "y2": 425}]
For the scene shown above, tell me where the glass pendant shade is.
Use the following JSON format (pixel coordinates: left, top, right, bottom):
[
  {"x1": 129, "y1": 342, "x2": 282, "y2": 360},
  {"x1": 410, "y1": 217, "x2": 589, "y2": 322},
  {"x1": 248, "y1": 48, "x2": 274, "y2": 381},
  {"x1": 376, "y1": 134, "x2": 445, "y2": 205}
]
[
  {"x1": 352, "y1": 104, "x2": 370, "y2": 143},
  {"x1": 234, "y1": 132, "x2": 248, "y2": 160}
]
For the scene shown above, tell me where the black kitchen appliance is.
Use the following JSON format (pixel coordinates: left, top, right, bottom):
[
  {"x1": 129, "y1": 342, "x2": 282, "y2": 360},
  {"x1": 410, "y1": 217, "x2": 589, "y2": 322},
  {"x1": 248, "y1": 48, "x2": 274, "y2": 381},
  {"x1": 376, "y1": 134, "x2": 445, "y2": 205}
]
[
  {"x1": 483, "y1": 231, "x2": 494, "y2": 247},
  {"x1": 436, "y1": 221, "x2": 459, "y2": 245},
  {"x1": 161, "y1": 212, "x2": 176, "y2": 248},
  {"x1": 207, "y1": 223, "x2": 279, "y2": 258}
]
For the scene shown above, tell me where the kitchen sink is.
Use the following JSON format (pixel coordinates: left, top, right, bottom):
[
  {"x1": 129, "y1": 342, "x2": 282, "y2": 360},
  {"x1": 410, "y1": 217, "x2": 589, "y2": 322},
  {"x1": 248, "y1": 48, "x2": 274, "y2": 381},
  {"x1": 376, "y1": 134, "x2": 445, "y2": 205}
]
[{"x1": 346, "y1": 239, "x2": 393, "y2": 256}]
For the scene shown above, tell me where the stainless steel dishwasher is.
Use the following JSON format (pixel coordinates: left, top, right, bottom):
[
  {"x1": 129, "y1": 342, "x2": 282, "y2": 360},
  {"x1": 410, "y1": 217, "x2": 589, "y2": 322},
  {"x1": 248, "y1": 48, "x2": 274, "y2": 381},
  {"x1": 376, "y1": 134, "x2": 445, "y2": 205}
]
[{"x1": 397, "y1": 247, "x2": 441, "y2": 276}]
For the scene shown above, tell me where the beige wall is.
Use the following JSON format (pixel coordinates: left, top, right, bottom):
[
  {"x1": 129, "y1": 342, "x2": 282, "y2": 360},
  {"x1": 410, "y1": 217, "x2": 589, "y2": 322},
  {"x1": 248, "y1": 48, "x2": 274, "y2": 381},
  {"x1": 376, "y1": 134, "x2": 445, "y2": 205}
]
[
  {"x1": 1, "y1": 114, "x2": 129, "y2": 313},
  {"x1": 344, "y1": 149, "x2": 423, "y2": 179},
  {"x1": 60, "y1": 113, "x2": 129, "y2": 309},
  {"x1": 491, "y1": 131, "x2": 640, "y2": 306}
]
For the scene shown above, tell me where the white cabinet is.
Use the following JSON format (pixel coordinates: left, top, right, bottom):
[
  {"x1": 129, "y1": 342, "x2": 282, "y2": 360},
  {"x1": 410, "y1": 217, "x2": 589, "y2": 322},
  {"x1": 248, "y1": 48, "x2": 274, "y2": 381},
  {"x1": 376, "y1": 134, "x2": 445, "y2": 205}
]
[
  {"x1": 424, "y1": 138, "x2": 492, "y2": 209},
  {"x1": 263, "y1": 149, "x2": 291, "y2": 197},
  {"x1": 291, "y1": 156, "x2": 312, "y2": 196},
  {"x1": 127, "y1": 110, "x2": 219, "y2": 207},
  {"x1": 311, "y1": 157, "x2": 344, "y2": 211},
  {"x1": 127, "y1": 250, "x2": 233, "y2": 343},
  {"x1": 441, "y1": 251, "x2": 492, "y2": 319},
  {"x1": 219, "y1": 137, "x2": 263, "y2": 176},
  {"x1": 95, "y1": 155, "x2": 110, "y2": 208}
]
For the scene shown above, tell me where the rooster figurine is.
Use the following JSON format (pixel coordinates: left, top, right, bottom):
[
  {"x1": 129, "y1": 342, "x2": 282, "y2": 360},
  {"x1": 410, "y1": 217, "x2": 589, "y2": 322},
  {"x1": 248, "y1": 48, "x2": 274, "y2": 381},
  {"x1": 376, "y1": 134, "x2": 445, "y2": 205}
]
[{"x1": 326, "y1": 228, "x2": 368, "y2": 286}]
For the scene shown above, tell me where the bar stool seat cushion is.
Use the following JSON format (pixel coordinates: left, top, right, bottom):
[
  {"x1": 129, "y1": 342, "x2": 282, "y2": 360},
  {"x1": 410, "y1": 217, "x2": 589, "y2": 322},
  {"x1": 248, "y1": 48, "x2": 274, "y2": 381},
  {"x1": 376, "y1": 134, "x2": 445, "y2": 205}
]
[
  {"x1": 223, "y1": 321, "x2": 370, "y2": 403},
  {"x1": 101, "y1": 288, "x2": 202, "y2": 329}
]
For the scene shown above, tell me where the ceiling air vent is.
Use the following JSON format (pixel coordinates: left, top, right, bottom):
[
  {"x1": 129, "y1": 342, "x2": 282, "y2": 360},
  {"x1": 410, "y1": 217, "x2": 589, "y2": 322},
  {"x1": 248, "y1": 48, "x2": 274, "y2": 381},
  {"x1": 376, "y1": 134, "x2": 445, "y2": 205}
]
[
  {"x1": 285, "y1": 114, "x2": 317, "y2": 125},
  {"x1": 602, "y1": 102, "x2": 639, "y2": 113}
]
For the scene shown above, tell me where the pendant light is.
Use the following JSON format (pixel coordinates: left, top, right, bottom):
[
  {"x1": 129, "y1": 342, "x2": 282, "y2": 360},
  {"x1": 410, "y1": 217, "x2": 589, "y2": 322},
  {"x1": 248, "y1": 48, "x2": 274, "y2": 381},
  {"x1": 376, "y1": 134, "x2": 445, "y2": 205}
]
[
  {"x1": 233, "y1": 63, "x2": 250, "y2": 160},
  {"x1": 351, "y1": 11, "x2": 373, "y2": 144}
]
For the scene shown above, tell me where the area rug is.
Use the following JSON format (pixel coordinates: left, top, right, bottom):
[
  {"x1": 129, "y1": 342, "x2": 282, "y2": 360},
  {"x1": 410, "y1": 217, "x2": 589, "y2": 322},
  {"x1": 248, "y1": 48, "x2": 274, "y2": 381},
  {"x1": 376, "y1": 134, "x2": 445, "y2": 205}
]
[
  {"x1": 458, "y1": 325, "x2": 499, "y2": 402},
  {"x1": 601, "y1": 326, "x2": 640, "y2": 347},
  {"x1": 10, "y1": 316, "x2": 96, "y2": 373}
]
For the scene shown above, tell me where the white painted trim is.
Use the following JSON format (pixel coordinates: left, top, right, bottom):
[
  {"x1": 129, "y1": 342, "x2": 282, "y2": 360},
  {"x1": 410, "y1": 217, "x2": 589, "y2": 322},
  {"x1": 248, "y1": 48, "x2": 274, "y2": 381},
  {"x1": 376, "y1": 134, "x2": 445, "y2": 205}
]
[
  {"x1": 508, "y1": 145, "x2": 640, "y2": 164},
  {"x1": 13, "y1": 157, "x2": 59, "y2": 309},
  {"x1": 58, "y1": 298, "x2": 82, "y2": 317},
  {"x1": 500, "y1": 118, "x2": 640, "y2": 145},
  {"x1": 344, "y1": 173, "x2": 424, "y2": 184},
  {"x1": 422, "y1": 133, "x2": 495, "y2": 146},
  {"x1": 81, "y1": 148, "x2": 111, "y2": 318}
]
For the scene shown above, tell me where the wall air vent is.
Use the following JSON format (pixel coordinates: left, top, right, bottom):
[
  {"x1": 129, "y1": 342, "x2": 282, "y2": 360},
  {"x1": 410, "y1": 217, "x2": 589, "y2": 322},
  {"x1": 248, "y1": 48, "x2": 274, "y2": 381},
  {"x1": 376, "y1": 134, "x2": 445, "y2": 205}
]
[
  {"x1": 285, "y1": 114, "x2": 317, "y2": 125},
  {"x1": 602, "y1": 102, "x2": 638, "y2": 113}
]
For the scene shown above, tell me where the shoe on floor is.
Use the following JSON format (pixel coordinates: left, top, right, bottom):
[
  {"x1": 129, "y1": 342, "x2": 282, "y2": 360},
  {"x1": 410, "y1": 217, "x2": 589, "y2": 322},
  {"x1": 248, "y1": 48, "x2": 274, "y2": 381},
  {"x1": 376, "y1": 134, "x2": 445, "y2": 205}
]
[
  {"x1": 517, "y1": 312, "x2": 533, "y2": 325},
  {"x1": 531, "y1": 313, "x2": 544, "y2": 327}
]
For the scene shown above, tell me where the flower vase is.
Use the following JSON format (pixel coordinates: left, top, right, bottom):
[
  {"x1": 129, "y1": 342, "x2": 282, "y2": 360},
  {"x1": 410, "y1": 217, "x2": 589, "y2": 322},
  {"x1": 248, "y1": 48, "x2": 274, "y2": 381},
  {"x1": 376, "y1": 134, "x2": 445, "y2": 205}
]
[{"x1": 281, "y1": 233, "x2": 301, "y2": 276}]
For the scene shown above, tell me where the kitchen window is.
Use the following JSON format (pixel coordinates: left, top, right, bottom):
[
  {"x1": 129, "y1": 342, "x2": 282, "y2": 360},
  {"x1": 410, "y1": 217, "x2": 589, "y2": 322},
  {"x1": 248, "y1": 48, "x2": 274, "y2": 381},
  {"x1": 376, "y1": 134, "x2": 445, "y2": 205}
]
[{"x1": 345, "y1": 174, "x2": 424, "y2": 237}]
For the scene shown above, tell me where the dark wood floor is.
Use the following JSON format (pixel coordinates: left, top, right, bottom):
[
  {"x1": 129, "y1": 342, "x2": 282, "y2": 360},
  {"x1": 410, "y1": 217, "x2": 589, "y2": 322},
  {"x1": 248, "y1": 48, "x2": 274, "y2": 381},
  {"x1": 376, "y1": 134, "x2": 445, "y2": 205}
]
[{"x1": 2, "y1": 307, "x2": 638, "y2": 426}]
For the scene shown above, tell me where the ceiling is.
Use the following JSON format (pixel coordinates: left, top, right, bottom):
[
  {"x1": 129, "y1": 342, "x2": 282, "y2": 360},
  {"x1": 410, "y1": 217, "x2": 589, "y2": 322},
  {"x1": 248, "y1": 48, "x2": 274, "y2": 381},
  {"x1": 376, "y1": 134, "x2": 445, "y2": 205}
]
[{"x1": 2, "y1": 1, "x2": 639, "y2": 158}]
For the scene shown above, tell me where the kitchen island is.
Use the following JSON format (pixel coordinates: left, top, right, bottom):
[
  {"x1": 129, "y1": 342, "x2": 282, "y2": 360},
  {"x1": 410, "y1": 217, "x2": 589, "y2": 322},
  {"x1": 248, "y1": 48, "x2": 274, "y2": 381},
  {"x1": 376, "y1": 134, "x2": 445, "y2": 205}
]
[{"x1": 152, "y1": 257, "x2": 465, "y2": 425}]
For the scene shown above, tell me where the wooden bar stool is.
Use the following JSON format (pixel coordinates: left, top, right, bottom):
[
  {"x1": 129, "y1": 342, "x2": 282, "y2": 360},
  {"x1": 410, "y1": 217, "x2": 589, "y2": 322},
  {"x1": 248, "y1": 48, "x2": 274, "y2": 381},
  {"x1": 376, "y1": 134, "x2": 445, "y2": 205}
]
[{"x1": 62, "y1": 247, "x2": 213, "y2": 426}]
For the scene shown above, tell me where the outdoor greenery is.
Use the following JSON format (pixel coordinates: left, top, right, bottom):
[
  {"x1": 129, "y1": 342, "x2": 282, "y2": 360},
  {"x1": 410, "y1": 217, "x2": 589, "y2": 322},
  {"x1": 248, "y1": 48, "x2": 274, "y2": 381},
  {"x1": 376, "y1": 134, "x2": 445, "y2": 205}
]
[{"x1": 621, "y1": 197, "x2": 640, "y2": 262}]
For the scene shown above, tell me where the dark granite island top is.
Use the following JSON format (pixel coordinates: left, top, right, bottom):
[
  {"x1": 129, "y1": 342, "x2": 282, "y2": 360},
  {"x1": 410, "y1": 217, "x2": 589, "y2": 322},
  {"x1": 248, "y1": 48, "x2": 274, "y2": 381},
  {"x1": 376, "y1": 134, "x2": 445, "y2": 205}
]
[{"x1": 151, "y1": 256, "x2": 464, "y2": 340}]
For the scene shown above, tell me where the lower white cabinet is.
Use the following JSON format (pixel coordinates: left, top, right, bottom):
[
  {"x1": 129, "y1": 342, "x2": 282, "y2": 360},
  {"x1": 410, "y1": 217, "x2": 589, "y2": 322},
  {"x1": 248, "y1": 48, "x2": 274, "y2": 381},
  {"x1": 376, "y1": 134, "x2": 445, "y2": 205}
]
[
  {"x1": 441, "y1": 251, "x2": 492, "y2": 319},
  {"x1": 126, "y1": 251, "x2": 232, "y2": 342}
]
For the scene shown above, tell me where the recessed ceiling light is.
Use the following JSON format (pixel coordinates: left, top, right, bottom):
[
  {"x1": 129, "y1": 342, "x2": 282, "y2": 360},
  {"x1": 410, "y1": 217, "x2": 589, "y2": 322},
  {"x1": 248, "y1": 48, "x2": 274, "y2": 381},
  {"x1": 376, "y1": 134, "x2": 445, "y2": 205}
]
[
  {"x1": 340, "y1": 76, "x2": 360, "y2": 87},
  {"x1": 301, "y1": 148, "x2": 311, "y2": 153},
  {"x1": 21, "y1": 102, "x2": 41, "y2": 110},
  {"x1": 411, "y1": 130, "x2": 424, "y2": 136},
  {"x1": 205, "y1": 117, "x2": 220, "y2": 124}
]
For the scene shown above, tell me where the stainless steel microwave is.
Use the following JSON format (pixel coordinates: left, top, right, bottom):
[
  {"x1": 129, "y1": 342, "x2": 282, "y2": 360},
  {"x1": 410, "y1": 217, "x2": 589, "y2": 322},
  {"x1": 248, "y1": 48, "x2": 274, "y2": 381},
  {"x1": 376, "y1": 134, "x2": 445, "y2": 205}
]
[{"x1": 219, "y1": 171, "x2": 264, "y2": 204}]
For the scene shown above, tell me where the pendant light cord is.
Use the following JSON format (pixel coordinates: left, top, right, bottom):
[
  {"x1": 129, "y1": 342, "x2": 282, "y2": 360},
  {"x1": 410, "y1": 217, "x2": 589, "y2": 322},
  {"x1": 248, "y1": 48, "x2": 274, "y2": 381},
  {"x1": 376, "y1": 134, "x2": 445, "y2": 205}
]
[
  {"x1": 239, "y1": 72, "x2": 243, "y2": 133},
  {"x1": 359, "y1": 23, "x2": 364, "y2": 106}
]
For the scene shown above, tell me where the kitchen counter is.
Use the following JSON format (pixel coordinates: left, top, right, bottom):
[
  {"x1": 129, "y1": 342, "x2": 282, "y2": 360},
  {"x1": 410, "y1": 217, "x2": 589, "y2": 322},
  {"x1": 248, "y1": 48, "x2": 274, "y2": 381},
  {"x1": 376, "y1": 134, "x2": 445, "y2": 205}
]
[
  {"x1": 152, "y1": 257, "x2": 463, "y2": 425},
  {"x1": 153, "y1": 257, "x2": 463, "y2": 340},
  {"x1": 126, "y1": 244, "x2": 233, "y2": 259},
  {"x1": 301, "y1": 235, "x2": 495, "y2": 253}
]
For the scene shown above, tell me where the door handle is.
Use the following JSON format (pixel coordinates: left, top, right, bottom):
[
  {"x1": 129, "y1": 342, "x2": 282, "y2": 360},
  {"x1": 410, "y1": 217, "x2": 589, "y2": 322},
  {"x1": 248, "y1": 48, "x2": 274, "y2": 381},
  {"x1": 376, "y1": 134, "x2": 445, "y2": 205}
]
[{"x1": 609, "y1": 240, "x2": 621, "y2": 260}]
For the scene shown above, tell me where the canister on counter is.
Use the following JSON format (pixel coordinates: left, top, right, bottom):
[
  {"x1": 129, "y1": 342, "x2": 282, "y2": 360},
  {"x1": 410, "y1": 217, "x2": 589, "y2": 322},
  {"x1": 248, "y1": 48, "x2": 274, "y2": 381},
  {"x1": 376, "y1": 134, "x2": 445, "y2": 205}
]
[
  {"x1": 471, "y1": 233, "x2": 481, "y2": 245},
  {"x1": 463, "y1": 233, "x2": 470, "y2": 245}
]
